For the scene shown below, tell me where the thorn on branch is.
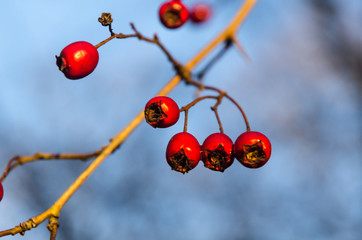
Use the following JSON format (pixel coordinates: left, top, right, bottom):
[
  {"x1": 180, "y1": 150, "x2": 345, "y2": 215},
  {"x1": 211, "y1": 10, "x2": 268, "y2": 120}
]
[{"x1": 231, "y1": 35, "x2": 251, "y2": 62}]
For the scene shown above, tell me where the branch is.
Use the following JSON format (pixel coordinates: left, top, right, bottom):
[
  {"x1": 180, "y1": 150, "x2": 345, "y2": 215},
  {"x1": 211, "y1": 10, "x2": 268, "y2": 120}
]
[
  {"x1": 0, "y1": 0, "x2": 258, "y2": 238},
  {"x1": 0, "y1": 149, "x2": 104, "y2": 182}
]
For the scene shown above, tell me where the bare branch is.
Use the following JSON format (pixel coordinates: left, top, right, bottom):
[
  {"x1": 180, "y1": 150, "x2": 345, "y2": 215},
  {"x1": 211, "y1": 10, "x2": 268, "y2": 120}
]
[{"x1": 0, "y1": 148, "x2": 104, "y2": 182}]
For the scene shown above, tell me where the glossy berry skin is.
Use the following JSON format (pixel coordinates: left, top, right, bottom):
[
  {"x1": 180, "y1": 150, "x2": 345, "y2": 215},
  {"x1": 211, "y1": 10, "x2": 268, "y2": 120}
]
[
  {"x1": 56, "y1": 41, "x2": 99, "y2": 80},
  {"x1": 0, "y1": 182, "x2": 3, "y2": 201},
  {"x1": 201, "y1": 133, "x2": 234, "y2": 172},
  {"x1": 233, "y1": 131, "x2": 272, "y2": 168},
  {"x1": 166, "y1": 132, "x2": 201, "y2": 173},
  {"x1": 189, "y1": 3, "x2": 212, "y2": 23},
  {"x1": 144, "y1": 96, "x2": 180, "y2": 128},
  {"x1": 159, "y1": 0, "x2": 189, "y2": 29}
]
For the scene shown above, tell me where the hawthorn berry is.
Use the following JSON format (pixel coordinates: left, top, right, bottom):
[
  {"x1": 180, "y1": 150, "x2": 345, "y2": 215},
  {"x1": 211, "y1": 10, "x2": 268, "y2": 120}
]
[
  {"x1": 159, "y1": 0, "x2": 189, "y2": 29},
  {"x1": 0, "y1": 182, "x2": 3, "y2": 201},
  {"x1": 166, "y1": 132, "x2": 201, "y2": 173},
  {"x1": 56, "y1": 41, "x2": 99, "y2": 80},
  {"x1": 189, "y1": 3, "x2": 212, "y2": 24},
  {"x1": 233, "y1": 131, "x2": 272, "y2": 168},
  {"x1": 201, "y1": 133, "x2": 234, "y2": 172},
  {"x1": 144, "y1": 96, "x2": 180, "y2": 128}
]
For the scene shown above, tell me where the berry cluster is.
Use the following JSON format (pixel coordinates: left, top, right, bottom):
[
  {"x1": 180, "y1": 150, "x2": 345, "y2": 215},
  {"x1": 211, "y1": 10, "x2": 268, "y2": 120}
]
[
  {"x1": 144, "y1": 96, "x2": 272, "y2": 174},
  {"x1": 159, "y1": 1, "x2": 212, "y2": 29},
  {"x1": 54, "y1": 11, "x2": 272, "y2": 175}
]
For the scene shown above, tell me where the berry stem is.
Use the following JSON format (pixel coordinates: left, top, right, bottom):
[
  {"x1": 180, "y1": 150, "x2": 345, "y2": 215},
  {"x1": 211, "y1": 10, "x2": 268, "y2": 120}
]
[
  {"x1": 211, "y1": 94, "x2": 225, "y2": 133},
  {"x1": 180, "y1": 95, "x2": 222, "y2": 132},
  {"x1": 95, "y1": 34, "x2": 117, "y2": 49},
  {"x1": 225, "y1": 93, "x2": 251, "y2": 131},
  {"x1": 182, "y1": 75, "x2": 251, "y2": 131},
  {"x1": 183, "y1": 109, "x2": 189, "y2": 132}
]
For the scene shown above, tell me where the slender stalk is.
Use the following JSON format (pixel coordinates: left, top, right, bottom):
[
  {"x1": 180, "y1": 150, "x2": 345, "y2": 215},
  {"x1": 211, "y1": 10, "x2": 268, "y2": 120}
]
[
  {"x1": 225, "y1": 94, "x2": 251, "y2": 131},
  {"x1": 180, "y1": 95, "x2": 219, "y2": 132},
  {"x1": 0, "y1": 149, "x2": 104, "y2": 182}
]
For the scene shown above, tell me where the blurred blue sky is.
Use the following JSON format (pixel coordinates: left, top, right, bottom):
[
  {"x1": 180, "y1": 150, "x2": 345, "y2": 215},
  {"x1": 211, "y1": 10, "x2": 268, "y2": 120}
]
[{"x1": 0, "y1": 0, "x2": 361, "y2": 239}]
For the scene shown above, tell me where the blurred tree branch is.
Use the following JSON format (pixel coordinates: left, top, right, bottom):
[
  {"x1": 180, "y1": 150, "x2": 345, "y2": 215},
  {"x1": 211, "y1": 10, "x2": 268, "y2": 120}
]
[{"x1": 309, "y1": 0, "x2": 362, "y2": 94}]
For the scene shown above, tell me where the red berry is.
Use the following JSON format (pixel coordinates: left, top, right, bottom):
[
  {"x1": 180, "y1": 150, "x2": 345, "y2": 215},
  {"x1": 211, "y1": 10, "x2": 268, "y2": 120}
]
[
  {"x1": 56, "y1": 41, "x2": 99, "y2": 80},
  {"x1": 159, "y1": 0, "x2": 189, "y2": 29},
  {"x1": 166, "y1": 132, "x2": 201, "y2": 173},
  {"x1": 233, "y1": 131, "x2": 272, "y2": 168},
  {"x1": 201, "y1": 133, "x2": 234, "y2": 172},
  {"x1": 0, "y1": 182, "x2": 3, "y2": 201},
  {"x1": 189, "y1": 3, "x2": 212, "y2": 23},
  {"x1": 144, "y1": 96, "x2": 180, "y2": 128}
]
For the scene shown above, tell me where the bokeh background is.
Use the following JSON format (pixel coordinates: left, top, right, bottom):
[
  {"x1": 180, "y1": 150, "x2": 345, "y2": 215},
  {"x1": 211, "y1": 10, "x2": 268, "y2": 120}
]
[{"x1": 0, "y1": 0, "x2": 361, "y2": 239}]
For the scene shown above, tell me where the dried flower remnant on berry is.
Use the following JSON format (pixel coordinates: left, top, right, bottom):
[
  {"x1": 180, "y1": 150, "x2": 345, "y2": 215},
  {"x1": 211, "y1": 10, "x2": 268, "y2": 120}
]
[
  {"x1": 242, "y1": 141, "x2": 268, "y2": 168},
  {"x1": 145, "y1": 101, "x2": 167, "y2": 125},
  {"x1": 159, "y1": 1, "x2": 189, "y2": 29},
  {"x1": 203, "y1": 145, "x2": 230, "y2": 172},
  {"x1": 201, "y1": 133, "x2": 234, "y2": 172},
  {"x1": 144, "y1": 96, "x2": 180, "y2": 128},
  {"x1": 168, "y1": 149, "x2": 194, "y2": 174}
]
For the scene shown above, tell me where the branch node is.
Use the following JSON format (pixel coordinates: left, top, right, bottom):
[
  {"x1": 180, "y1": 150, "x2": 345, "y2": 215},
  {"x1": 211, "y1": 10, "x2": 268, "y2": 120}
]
[
  {"x1": 19, "y1": 219, "x2": 37, "y2": 235},
  {"x1": 47, "y1": 216, "x2": 59, "y2": 240}
]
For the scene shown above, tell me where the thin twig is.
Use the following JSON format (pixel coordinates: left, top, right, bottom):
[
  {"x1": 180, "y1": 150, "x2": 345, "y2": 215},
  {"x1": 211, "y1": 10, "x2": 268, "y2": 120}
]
[{"x1": 0, "y1": 149, "x2": 104, "y2": 182}]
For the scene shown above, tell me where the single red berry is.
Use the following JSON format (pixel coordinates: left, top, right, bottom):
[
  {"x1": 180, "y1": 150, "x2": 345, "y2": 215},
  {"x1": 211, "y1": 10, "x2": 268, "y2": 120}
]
[
  {"x1": 189, "y1": 3, "x2": 212, "y2": 23},
  {"x1": 144, "y1": 96, "x2": 180, "y2": 128},
  {"x1": 201, "y1": 133, "x2": 234, "y2": 172},
  {"x1": 233, "y1": 131, "x2": 272, "y2": 168},
  {"x1": 0, "y1": 182, "x2": 3, "y2": 201},
  {"x1": 159, "y1": 0, "x2": 189, "y2": 29},
  {"x1": 166, "y1": 132, "x2": 201, "y2": 173},
  {"x1": 56, "y1": 41, "x2": 99, "y2": 80}
]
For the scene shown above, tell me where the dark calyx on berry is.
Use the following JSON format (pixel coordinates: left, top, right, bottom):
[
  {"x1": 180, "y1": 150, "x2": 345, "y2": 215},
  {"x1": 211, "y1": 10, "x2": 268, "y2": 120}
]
[
  {"x1": 144, "y1": 101, "x2": 167, "y2": 126},
  {"x1": 204, "y1": 145, "x2": 229, "y2": 172},
  {"x1": 55, "y1": 56, "x2": 67, "y2": 73},
  {"x1": 168, "y1": 149, "x2": 193, "y2": 174},
  {"x1": 164, "y1": 9, "x2": 183, "y2": 26},
  {"x1": 242, "y1": 141, "x2": 267, "y2": 168}
]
